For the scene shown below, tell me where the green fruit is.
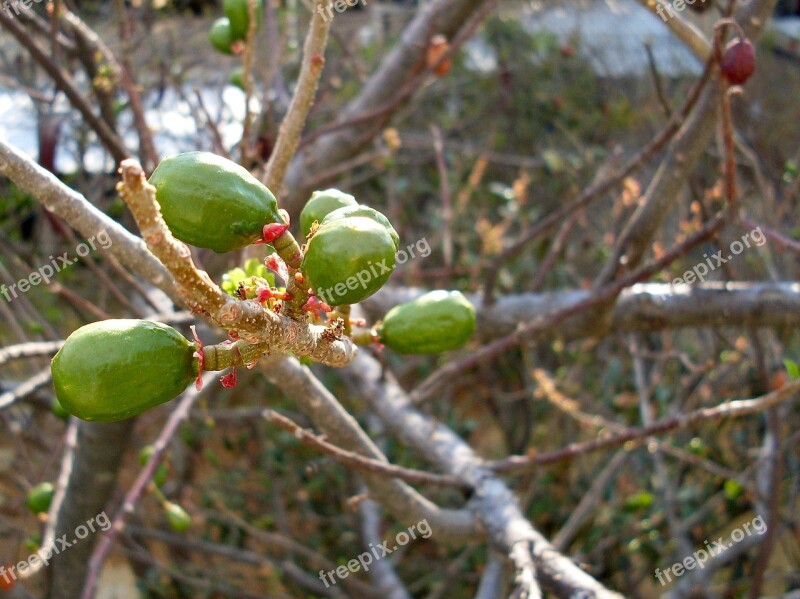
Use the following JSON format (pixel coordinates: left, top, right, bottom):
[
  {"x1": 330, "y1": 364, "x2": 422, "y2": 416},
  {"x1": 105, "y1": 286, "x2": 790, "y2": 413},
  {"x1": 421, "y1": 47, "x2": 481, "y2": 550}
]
[
  {"x1": 302, "y1": 217, "x2": 396, "y2": 306},
  {"x1": 51, "y1": 397, "x2": 70, "y2": 421},
  {"x1": 164, "y1": 502, "x2": 192, "y2": 533},
  {"x1": 224, "y1": 0, "x2": 263, "y2": 40},
  {"x1": 139, "y1": 445, "x2": 169, "y2": 487},
  {"x1": 299, "y1": 189, "x2": 358, "y2": 237},
  {"x1": 378, "y1": 290, "x2": 476, "y2": 354},
  {"x1": 149, "y1": 152, "x2": 281, "y2": 253},
  {"x1": 229, "y1": 67, "x2": 245, "y2": 90},
  {"x1": 51, "y1": 320, "x2": 198, "y2": 422},
  {"x1": 209, "y1": 17, "x2": 234, "y2": 55},
  {"x1": 321, "y1": 204, "x2": 399, "y2": 250},
  {"x1": 26, "y1": 482, "x2": 54, "y2": 514}
]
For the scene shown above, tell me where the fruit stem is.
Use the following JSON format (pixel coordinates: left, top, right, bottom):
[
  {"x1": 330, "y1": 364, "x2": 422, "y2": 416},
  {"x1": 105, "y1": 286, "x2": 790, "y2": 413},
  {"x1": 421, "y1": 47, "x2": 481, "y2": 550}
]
[
  {"x1": 202, "y1": 339, "x2": 270, "y2": 372},
  {"x1": 335, "y1": 304, "x2": 352, "y2": 336},
  {"x1": 272, "y1": 230, "x2": 303, "y2": 270},
  {"x1": 271, "y1": 229, "x2": 312, "y2": 320},
  {"x1": 351, "y1": 328, "x2": 378, "y2": 346}
]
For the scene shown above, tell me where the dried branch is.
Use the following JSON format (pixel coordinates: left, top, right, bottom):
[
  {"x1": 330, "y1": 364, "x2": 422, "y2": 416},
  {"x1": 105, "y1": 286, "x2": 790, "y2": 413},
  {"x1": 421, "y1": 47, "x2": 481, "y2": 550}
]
[
  {"x1": 0, "y1": 140, "x2": 176, "y2": 296},
  {"x1": 491, "y1": 378, "x2": 800, "y2": 474},
  {"x1": 44, "y1": 419, "x2": 135, "y2": 599},
  {"x1": 0, "y1": 368, "x2": 52, "y2": 410},
  {"x1": 482, "y1": 53, "x2": 714, "y2": 302},
  {"x1": 263, "y1": 0, "x2": 331, "y2": 194},
  {"x1": 0, "y1": 341, "x2": 62, "y2": 366},
  {"x1": 595, "y1": 0, "x2": 777, "y2": 285},
  {"x1": 346, "y1": 351, "x2": 621, "y2": 599},
  {"x1": 282, "y1": 0, "x2": 497, "y2": 214},
  {"x1": 635, "y1": 0, "x2": 712, "y2": 59},
  {"x1": 0, "y1": 10, "x2": 128, "y2": 163},
  {"x1": 357, "y1": 491, "x2": 412, "y2": 599},
  {"x1": 410, "y1": 213, "x2": 726, "y2": 404},
  {"x1": 263, "y1": 409, "x2": 467, "y2": 488},
  {"x1": 259, "y1": 356, "x2": 480, "y2": 544}
]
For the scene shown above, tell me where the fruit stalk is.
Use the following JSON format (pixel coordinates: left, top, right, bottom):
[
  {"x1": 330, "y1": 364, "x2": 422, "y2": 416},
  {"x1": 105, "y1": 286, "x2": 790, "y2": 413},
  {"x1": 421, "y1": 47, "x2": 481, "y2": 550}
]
[{"x1": 202, "y1": 339, "x2": 271, "y2": 371}]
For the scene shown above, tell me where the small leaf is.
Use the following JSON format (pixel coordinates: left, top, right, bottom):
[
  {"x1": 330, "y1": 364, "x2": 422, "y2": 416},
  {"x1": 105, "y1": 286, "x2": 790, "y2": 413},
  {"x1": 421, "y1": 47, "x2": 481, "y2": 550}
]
[
  {"x1": 784, "y1": 359, "x2": 800, "y2": 380},
  {"x1": 724, "y1": 479, "x2": 744, "y2": 501}
]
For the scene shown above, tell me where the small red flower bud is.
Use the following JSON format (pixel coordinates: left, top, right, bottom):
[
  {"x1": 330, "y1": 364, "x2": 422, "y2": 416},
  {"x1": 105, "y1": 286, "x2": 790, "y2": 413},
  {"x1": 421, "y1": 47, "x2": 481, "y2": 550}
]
[
  {"x1": 256, "y1": 287, "x2": 272, "y2": 303},
  {"x1": 302, "y1": 296, "x2": 332, "y2": 314},
  {"x1": 262, "y1": 223, "x2": 290, "y2": 244},
  {"x1": 721, "y1": 37, "x2": 755, "y2": 85},
  {"x1": 220, "y1": 366, "x2": 238, "y2": 388}
]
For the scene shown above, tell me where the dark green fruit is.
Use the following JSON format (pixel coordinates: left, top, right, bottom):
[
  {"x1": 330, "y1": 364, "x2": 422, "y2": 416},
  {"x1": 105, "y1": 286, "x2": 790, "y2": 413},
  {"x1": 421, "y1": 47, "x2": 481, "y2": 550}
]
[
  {"x1": 51, "y1": 320, "x2": 198, "y2": 422},
  {"x1": 26, "y1": 482, "x2": 54, "y2": 515},
  {"x1": 149, "y1": 152, "x2": 281, "y2": 253},
  {"x1": 321, "y1": 204, "x2": 399, "y2": 250},
  {"x1": 164, "y1": 502, "x2": 192, "y2": 533},
  {"x1": 302, "y1": 217, "x2": 396, "y2": 306},
  {"x1": 299, "y1": 189, "x2": 357, "y2": 237},
  {"x1": 224, "y1": 0, "x2": 263, "y2": 40},
  {"x1": 378, "y1": 290, "x2": 476, "y2": 354},
  {"x1": 209, "y1": 18, "x2": 234, "y2": 55}
]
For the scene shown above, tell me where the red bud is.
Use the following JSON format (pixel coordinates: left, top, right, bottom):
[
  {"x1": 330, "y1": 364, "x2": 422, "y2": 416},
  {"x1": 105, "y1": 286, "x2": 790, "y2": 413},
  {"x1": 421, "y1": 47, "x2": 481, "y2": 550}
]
[
  {"x1": 721, "y1": 37, "x2": 755, "y2": 85},
  {"x1": 262, "y1": 223, "x2": 290, "y2": 244}
]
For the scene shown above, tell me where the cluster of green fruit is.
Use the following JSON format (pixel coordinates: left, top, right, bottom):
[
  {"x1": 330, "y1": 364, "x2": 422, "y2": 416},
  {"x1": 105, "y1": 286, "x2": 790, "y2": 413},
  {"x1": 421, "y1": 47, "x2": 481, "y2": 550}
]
[
  {"x1": 50, "y1": 152, "x2": 476, "y2": 422},
  {"x1": 208, "y1": 0, "x2": 264, "y2": 89}
]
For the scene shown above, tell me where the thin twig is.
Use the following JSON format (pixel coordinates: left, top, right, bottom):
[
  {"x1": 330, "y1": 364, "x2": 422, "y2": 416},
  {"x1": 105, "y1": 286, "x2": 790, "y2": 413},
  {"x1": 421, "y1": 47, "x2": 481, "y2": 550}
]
[
  {"x1": 0, "y1": 10, "x2": 128, "y2": 162},
  {"x1": 263, "y1": 0, "x2": 331, "y2": 194},
  {"x1": 482, "y1": 54, "x2": 714, "y2": 303},
  {"x1": 411, "y1": 212, "x2": 727, "y2": 404},
  {"x1": 491, "y1": 378, "x2": 800, "y2": 474},
  {"x1": 263, "y1": 409, "x2": 468, "y2": 488},
  {"x1": 0, "y1": 368, "x2": 52, "y2": 410}
]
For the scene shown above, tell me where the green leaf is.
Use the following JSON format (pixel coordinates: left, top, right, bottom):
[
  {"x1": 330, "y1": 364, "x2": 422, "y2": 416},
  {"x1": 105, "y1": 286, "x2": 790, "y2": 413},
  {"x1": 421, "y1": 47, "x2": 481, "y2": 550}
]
[
  {"x1": 784, "y1": 359, "x2": 800, "y2": 380},
  {"x1": 624, "y1": 491, "x2": 654, "y2": 511},
  {"x1": 724, "y1": 479, "x2": 744, "y2": 500}
]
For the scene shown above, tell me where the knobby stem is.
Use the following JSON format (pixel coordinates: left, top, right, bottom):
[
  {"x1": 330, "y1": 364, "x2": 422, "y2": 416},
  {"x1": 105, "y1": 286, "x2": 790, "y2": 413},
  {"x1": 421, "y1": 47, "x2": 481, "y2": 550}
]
[
  {"x1": 201, "y1": 339, "x2": 272, "y2": 372},
  {"x1": 270, "y1": 229, "x2": 311, "y2": 319}
]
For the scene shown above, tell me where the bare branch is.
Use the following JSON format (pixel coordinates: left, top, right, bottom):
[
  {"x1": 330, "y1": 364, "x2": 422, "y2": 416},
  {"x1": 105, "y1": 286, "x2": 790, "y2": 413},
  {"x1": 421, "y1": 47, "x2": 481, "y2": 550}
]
[
  {"x1": 263, "y1": 409, "x2": 467, "y2": 488},
  {"x1": 346, "y1": 351, "x2": 621, "y2": 599},
  {"x1": 0, "y1": 10, "x2": 128, "y2": 163},
  {"x1": 263, "y1": 0, "x2": 332, "y2": 194}
]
